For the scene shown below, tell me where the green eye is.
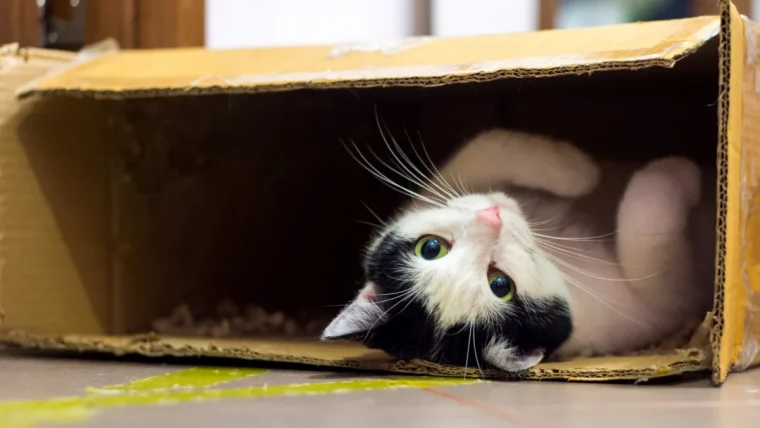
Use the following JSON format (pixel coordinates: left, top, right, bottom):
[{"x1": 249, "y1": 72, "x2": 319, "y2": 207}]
[
  {"x1": 414, "y1": 235, "x2": 450, "y2": 260},
  {"x1": 489, "y1": 269, "x2": 516, "y2": 301}
]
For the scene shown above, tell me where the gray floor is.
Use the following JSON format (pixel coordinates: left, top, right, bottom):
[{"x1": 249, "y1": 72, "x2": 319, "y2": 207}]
[{"x1": 1, "y1": 347, "x2": 759, "y2": 428}]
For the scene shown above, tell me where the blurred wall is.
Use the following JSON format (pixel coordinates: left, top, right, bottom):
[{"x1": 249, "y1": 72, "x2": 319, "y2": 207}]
[
  {"x1": 205, "y1": 0, "x2": 542, "y2": 49},
  {"x1": 205, "y1": 0, "x2": 759, "y2": 50},
  {"x1": 205, "y1": 0, "x2": 430, "y2": 49},
  {"x1": 431, "y1": 0, "x2": 538, "y2": 36}
]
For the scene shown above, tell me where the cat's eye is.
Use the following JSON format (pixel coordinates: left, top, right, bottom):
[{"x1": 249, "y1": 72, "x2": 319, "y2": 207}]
[
  {"x1": 414, "y1": 235, "x2": 450, "y2": 260},
  {"x1": 489, "y1": 269, "x2": 516, "y2": 301}
]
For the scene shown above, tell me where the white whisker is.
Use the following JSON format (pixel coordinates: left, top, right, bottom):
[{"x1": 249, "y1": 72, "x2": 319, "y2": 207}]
[
  {"x1": 391, "y1": 127, "x2": 458, "y2": 201},
  {"x1": 561, "y1": 275, "x2": 651, "y2": 327},
  {"x1": 537, "y1": 239, "x2": 623, "y2": 267},
  {"x1": 471, "y1": 325, "x2": 484, "y2": 378},
  {"x1": 358, "y1": 200, "x2": 388, "y2": 228},
  {"x1": 342, "y1": 139, "x2": 446, "y2": 208},
  {"x1": 414, "y1": 129, "x2": 462, "y2": 198},
  {"x1": 543, "y1": 250, "x2": 662, "y2": 282},
  {"x1": 363, "y1": 291, "x2": 414, "y2": 340},
  {"x1": 373, "y1": 109, "x2": 451, "y2": 203},
  {"x1": 532, "y1": 231, "x2": 617, "y2": 242},
  {"x1": 463, "y1": 324, "x2": 472, "y2": 379},
  {"x1": 405, "y1": 130, "x2": 461, "y2": 199},
  {"x1": 533, "y1": 238, "x2": 594, "y2": 254},
  {"x1": 364, "y1": 143, "x2": 448, "y2": 205}
]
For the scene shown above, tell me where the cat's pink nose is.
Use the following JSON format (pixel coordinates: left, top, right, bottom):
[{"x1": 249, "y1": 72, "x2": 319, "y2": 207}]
[{"x1": 476, "y1": 206, "x2": 502, "y2": 229}]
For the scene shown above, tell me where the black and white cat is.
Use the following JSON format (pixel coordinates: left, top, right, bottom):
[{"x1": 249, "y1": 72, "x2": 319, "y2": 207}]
[{"x1": 322, "y1": 128, "x2": 715, "y2": 373}]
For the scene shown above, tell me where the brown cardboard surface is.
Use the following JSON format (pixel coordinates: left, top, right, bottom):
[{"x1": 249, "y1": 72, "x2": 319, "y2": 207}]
[
  {"x1": 0, "y1": 6, "x2": 751, "y2": 384},
  {"x1": 713, "y1": 0, "x2": 760, "y2": 384},
  {"x1": 738, "y1": 19, "x2": 760, "y2": 372},
  {"x1": 719, "y1": 10, "x2": 760, "y2": 377},
  {"x1": 15, "y1": 16, "x2": 719, "y2": 97},
  {"x1": 4, "y1": 332, "x2": 707, "y2": 382},
  {"x1": 0, "y1": 44, "x2": 111, "y2": 336}
]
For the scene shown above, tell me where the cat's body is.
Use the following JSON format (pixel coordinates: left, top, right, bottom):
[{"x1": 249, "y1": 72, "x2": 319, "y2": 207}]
[{"x1": 323, "y1": 129, "x2": 715, "y2": 372}]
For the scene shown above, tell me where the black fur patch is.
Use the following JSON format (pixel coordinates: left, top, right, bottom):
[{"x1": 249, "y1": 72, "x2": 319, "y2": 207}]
[{"x1": 354, "y1": 232, "x2": 573, "y2": 368}]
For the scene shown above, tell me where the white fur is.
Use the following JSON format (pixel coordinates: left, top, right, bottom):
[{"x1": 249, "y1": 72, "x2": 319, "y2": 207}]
[{"x1": 392, "y1": 193, "x2": 570, "y2": 329}]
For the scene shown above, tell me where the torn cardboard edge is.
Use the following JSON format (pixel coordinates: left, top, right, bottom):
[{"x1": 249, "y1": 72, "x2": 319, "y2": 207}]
[{"x1": 3, "y1": 331, "x2": 708, "y2": 382}]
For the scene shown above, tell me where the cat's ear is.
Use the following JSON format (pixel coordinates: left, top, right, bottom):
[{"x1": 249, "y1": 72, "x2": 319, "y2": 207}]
[
  {"x1": 483, "y1": 341, "x2": 544, "y2": 372},
  {"x1": 321, "y1": 282, "x2": 389, "y2": 341}
]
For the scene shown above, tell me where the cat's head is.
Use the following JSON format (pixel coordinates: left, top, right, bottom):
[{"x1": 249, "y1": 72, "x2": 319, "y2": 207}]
[{"x1": 321, "y1": 192, "x2": 573, "y2": 373}]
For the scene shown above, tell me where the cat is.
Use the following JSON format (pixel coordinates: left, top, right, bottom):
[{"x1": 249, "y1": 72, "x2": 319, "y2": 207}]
[{"x1": 321, "y1": 128, "x2": 715, "y2": 373}]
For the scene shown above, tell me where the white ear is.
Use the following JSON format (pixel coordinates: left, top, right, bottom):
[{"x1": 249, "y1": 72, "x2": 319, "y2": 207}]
[
  {"x1": 321, "y1": 282, "x2": 389, "y2": 341},
  {"x1": 483, "y1": 340, "x2": 545, "y2": 372}
]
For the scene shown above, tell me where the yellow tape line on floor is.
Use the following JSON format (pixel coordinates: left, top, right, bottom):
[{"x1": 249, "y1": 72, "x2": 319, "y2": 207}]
[
  {"x1": 92, "y1": 367, "x2": 268, "y2": 393},
  {"x1": 0, "y1": 367, "x2": 479, "y2": 428}
]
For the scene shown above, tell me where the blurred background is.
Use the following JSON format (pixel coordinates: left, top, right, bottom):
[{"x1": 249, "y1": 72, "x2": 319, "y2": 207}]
[{"x1": 0, "y1": 0, "x2": 755, "y2": 51}]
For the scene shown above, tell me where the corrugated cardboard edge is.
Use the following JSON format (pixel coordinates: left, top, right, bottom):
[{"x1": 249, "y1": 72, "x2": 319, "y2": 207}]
[
  {"x1": 2, "y1": 331, "x2": 708, "y2": 382},
  {"x1": 11, "y1": 39, "x2": 119, "y2": 99},
  {"x1": 12, "y1": 29, "x2": 720, "y2": 100},
  {"x1": 712, "y1": 0, "x2": 743, "y2": 385},
  {"x1": 14, "y1": 56, "x2": 711, "y2": 101}
]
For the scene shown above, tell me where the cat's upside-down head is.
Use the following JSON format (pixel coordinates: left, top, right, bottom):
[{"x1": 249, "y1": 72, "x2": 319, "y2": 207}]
[{"x1": 322, "y1": 192, "x2": 573, "y2": 373}]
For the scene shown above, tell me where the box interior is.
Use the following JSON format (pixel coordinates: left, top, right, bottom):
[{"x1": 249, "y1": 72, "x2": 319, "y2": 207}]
[
  {"x1": 2, "y1": 37, "x2": 722, "y2": 377},
  {"x1": 108, "y1": 38, "x2": 720, "y2": 334}
]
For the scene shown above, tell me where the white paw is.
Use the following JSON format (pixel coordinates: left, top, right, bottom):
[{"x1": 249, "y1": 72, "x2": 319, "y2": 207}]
[
  {"x1": 553, "y1": 141, "x2": 601, "y2": 197},
  {"x1": 638, "y1": 157, "x2": 702, "y2": 208}
]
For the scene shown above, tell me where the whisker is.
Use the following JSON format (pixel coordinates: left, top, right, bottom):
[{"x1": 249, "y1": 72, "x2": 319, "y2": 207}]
[
  {"x1": 343, "y1": 139, "x2": 446, "y2": 208},
  {"x1": 532, "y1": 231, "x2": 617, "y2": 242},
  {"x1": 456, "y1": 173, "x2": 470, "y2": 195},
  {"x1": 533, "y1": 238, "x2": 595, "y2": 254},
  {"x1": 537, "y1": 239, "x2": 623, "y2": 267},
  {"x1": 390, "y1": 127, "x2": 457, "y2": 201},
  {"x1": 373, "y1": 290, "x2": 417, "y2": 306},
  {"x1": 374, "y1": 289, "x2": 412, "y2": 297},
  {"x1": 464, "y1": 324, "x2": 472, "y2": 379},
  {"x1": 405, "y1": 129, "x2": 461, "y2": 199},
  {"x1": 373, "y1": 111, "x2": 450, "y2": 203},
  {"x1": 521, "y1": 246, "x2": 647, "y2": 317},
  {"x1": 415, "y1": 129, "x2": 462, "y2": 198},
  {"x1": 364, "y1": 286, "x2": 423, "y2": 341},
  {"x1": 358, "y1": 199, "x2": 388, "y2": 228},
  {"x1": 356, "y1": 220, "x2": 383, "y2": 228},
  {"x1": 471, "y1": 325, "x2": 484, "y2": 378},
  {"x1": 363, "y1": 292, "x2": 413, "y2": 340},
  {"x1": 561, "y1": 275, "x2": 651, "y2": 327},
  {"x1": 543, "y1": 250, "x2": 662, "y2": 282},
  {"x1": 364, "y1": 143, "x2": 448, "y2": 205}
]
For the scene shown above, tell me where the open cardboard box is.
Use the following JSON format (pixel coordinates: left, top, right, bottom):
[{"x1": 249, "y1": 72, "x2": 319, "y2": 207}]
[{"x1": 1, "y1": 0, "x2": 759, "y2": 384}]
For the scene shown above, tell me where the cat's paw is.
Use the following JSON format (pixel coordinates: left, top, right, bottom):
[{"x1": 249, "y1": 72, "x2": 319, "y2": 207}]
[
  {"x1": 483, "y1": 340, "x2": 545, "y2": 373},
  {"x1": 637, "y1": 157, "x2": 702, "y2": 208},
  {"x1": 466, "y1": 129, "x2": 601, "y2": 198},
  {"x1": 552, "y1": 140, "x2": 602, "y2": 197}
]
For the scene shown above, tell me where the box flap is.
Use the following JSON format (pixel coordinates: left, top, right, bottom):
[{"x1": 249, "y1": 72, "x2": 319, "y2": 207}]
[
  {"x1": 17, "y1": 16, "x2": 720, "y2": 98},
  {"x1": 0, "y1": 43, "x2": 112, "y2": 335}
]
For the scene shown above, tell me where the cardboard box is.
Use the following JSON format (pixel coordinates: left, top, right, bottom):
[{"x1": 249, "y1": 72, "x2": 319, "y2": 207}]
[{"x1": 1, "y1": 0, "x2": 758, "y2": 384}]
